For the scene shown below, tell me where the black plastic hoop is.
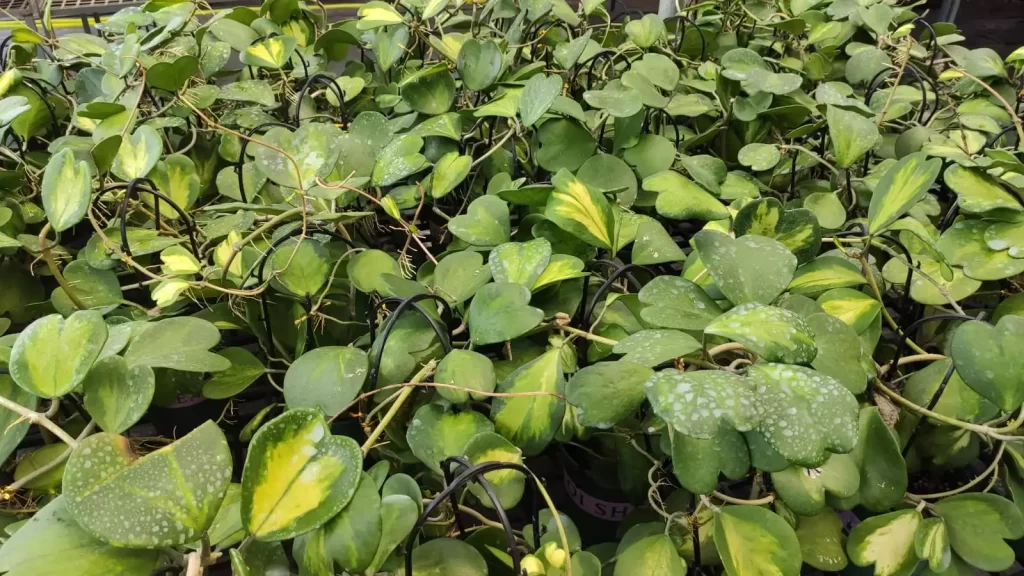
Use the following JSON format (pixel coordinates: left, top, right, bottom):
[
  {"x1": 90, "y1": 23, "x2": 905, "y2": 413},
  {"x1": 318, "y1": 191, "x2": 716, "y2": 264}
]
[
  {"x1": 366, "y1": 293, "x2": 454, "y2": 389},
  {"x1": 293, "y1": 73, "x2": 348, "y2": 126}
]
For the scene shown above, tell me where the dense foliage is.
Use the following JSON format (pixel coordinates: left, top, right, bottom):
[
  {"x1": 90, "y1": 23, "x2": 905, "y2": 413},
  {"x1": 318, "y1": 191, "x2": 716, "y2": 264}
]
[{"x1": 2, "y1": 0, "x2": 1024, "y2": 573}]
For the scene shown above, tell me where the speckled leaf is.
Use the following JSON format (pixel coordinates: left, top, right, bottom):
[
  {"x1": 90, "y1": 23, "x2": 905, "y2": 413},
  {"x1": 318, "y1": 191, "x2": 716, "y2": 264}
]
[
  {"x1": 284, "y1": 346, "x2": 367, "y2": 415},
  {"x1": 254, "y1": 123, "x2": 342, "y2": 190},
  {"x1": 796, "y1": 510, "x2": 848, "y2": 572},
  {"x1": 448, "y1": 195, "x2": 510, "y2": 247},
  {"x1": 733, "y1": 198, "x2": 822, "y2": 264},
  {"x1": 932, "y1": 493, "x2": 1024, "y2": 572},
  {"x1": 827, "y1": 105, "x2": 880, "y2": 169},
  {"x1": 0, "y1": 496, "x2": 161, "y2": 576},
  {"x1": 63, "y1": 420, "x2": 231, "y2": 548},
  {"x1": 467, "y1": 282, "x2": 544, "y2": 345},
  {"x1": 694, "y1": 230, "x2": 798, "y2": 305},
  {"x1": 771, "y1": 453, "x2": 859, "y2": 515},
  {"x1": 945, "y1": 164, "x2": 1023, "y2": 215},
  {"x1": 868, "y1": 153, "x2": 943, "y2": 233},
  {"x1": 632, "y1": 219, "x2": 687, "y2": 264},
  {"x1": 432, "y1": 251, "x2": 493, "y2": 304},
  {"x1": 847, "y1": 509, "x2": 921, "y2": 576},
  {"x1": 938, "y1": 220, "x2": 1024, "y2": 281},
  {"x1": 519, "y1": 73, "x2": 562, "y2": 127},
  {"x1": 705, "y1": 303, "x2": 817, "y2": 364},
  {"x1": 489, "y1": 238, "x2": 552, "y2": 287},
  {"x1": 434, "y1": 349, "x2": 496, "y2": 403},
  {"x1": 111, "y1": 125, "x2": 161, "y2": 181},
  {"x1": 324, "y1": 473, "x2": 381, "y2": 574},
  {"x1": 714, "y1": 506, "x2": 802, "y2": 576},
  {"x1": 124, "y1": 317, "x2": 230, "y2": 372},
  {"x1": 738, "y1": 143, "x2": 781, "y2": 171},
  {"x1": 242, "y1": 409, "x2": 363, "y2": 541},
  {"x1": 583, "y1": 79, "x2": 643, "y2": 118},
  {"x1": 748, "y1": 364, "x2": 858, "y2": 467},
  {"x1": 567, "y1": 361, "x2": 653, "y2": 429},
  {"x1": 372, "y1": 134, "x2": 427, "y2": 186},
  {"x1": 82, "y1": 355, "x2": 154, "y2": 434},
  {"x1": 951, "y1": 317, "x2": 1024, "y2": 411},
  {"x1": 984, "y1": 221, "x2": 1024, "y2": 258},
  {"x1": 41, "y1": 148, "x2": 92, "y2": 232},
  {"x1": 645, "y1": 369, "x2": 758, "y2": 438},
  {"x1": 915, "y1": 518, "x2": 950, "y2": 573},
  {"x1": 10, "y1": 311, "x2": 107, "y2": 398},
  {"x1": 489, "y1": 348, "x2": 564, "y2": 456},
  {"x1": 613, "y1": 329, "x2": 701, "y2": 367},
  {"x1": 406, "y1": 404, "x2": 494, "y2": 474},
  {"x1": 853, "y1": 407, "x2": 908, "y2": 512},
  {"x1": 638, "y1": 276, "x2": 723, "y2": 330}
]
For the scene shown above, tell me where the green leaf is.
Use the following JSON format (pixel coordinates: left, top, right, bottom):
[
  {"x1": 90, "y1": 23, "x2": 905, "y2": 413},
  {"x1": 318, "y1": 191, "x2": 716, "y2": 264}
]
[
  {"x1": 847, "y1": 509, "x2": 921, "y2": 576},
  {"x1": 615, "y1": 524, "x2": 687, "y2": 576},
  {"x1": 583, "y1": 79, "x2": 643, "y2": 118},
  {"x1": 324, "y1": 473, "x2": 381, "y2": 574},
  {"x1": 534, "y1": 118, "x2": 596, "y2": 172},
  {"x1": 944, "y1": 164, "x2": 1023, "y2": 215},
  {"x1": 624, "y1": 14, "x2": 667, "y2": 49},
  {"x1": 468, "y1": 282, "x2": 544, "y2": 345},
  {"x1": 367, "y1": 494, "x2": 419, "y2": 573},
  {"x1": 489, "y1": 347, "x2": 564, "y2": 456},
  {"x1": 208, "y1": 18, "x2": 258, "y2": 52},
  {"x1": 112, "y1": 125, "x2": 161, "y2": 181},
  {"x1": 853, "y1": 407, "x2": 908, "y2": 512},
  {"x1": 577, "y1": 153, "x2": 638, "y2": 208},
  {"x1": 705, "y1": 303, "x2": 817, "y2": 364},
  {"x1": 951, "y1": 316, "x2": 1024, "y2": 412},
  {"x1": 51, "y1": 260, "x2": 123, "y2": 314},
  {"x1": 124, "y1": 317, "x2": 230, "y2": 372},
  {"x1": 0, "y1": 496, "x2": 161, "y2": 576},
  {"x1": 646, "y1": 369, "x2": 757, "y2": 438},
  {"x1": 964, "y1": 47, "x2": 1007, "y2": 79},
  {"x1": 448, "y1": 195, "x2": 510, "y2": 247},
  {"x1": 613, "y1": 329, "x2": 700, "y2": 367},
  {"x1": 638, "y1": 275, "x2": 723, "y2": 331},
  {"x1": 82, "y1": 355, "x2": 154, "y2": 434},
  {"x1": 242, "y1": 35, "x2": 296, "y2": 69},
  {"x1": 202, "y1": 347, "x2": 265, "y2": 399},
  {"x1": 544, "y1": 168, "x2": 615, "y2": 249},
  {"x1": 567, "y1": 361, "x2": 653, "y2": 428},
  {"x1": 146, "y1": 55, "x2": 199, "y2": 91},
  {"x1": 693, "y1": 230, "x2": 798, "y2": 305},
  {"x1": 867, "y1": 154, "x2": 944, "y2": 233},
  {"x1": 734, "y1": 197, "x2": 822, "y2": 264},
  {"x1": 435, "y1": 349, "x2": 496, "y2": 403},
  {"x1": 933, "y1": 493, "x2": 1024, "y2": 572},
  {"x1": 64, "y1": 421, "x2": 231, "y2": 547},
  {"x1": 806, "y1": 312, "x2": 870, "y2": 394},
  {"x1": 858, "y1": 4, "x2": 893, "y2": 36},
  {"x1": 519, "y1": 73, "x2": 563, "y2": 127},
  {"x1": 0, "y1": 374, "x2": 36, "y2": 464},
  {"x1": 41, "y1": 149, "x2": 92, "y2": 232},
  {"x1": 678, "y1": 155, "x2": 727, "y2": 194},
  {"x1": 632, "y1": 52, "x2": 679, "y2": 91},
  {"x1": 401, "y1": 64, "x2": 456, "y2": 115},
  {"x1": 789, "y1": 256, "x2": 867, "y2": 296},
  {"x1": 347, "y1": 249, "x2": 403, "y2": 293},
  {"x1": 284, "y1": 346, "x2": 367, "y2": 415},
  {"x1": 632, "y1": 219, "x2": 687, "y2": 264},
  {"x1": 915, "y1": 518, "x2": 951, "y2": 573},
  {"x1": 938, "y1": 220, "x2": 1024, "y2": 281},
  {"x1": 254, "y1": 123, "x2": 342, "y2": 190},
  {"x1": 747, "y1": 363, "x2": 859, "y2": 467},
  {"x1": 462, "y1": 432, "x2": 526, "y2": 509},
  {"x1": 411, "y1": 538, "x2": 488, "y2": 575},
  {"x1": 771, "y1": 453, "x2": 859, "y2": 515},
  {"x1": 372, "y1": 134, "x2": 427, "y2": 186},
  {"x1": 796, "y1": 511, "x2": 849, "y2": 571},
  {"x1": 432, "y1": 251, "x2": 493, "y2": 304},
  {"x1": 846, "y1": 47, "x2": 891, "y2": 85},
  {"x1": 269, "y1": 237, "x2": 330, "y2": 297},
  {"x1": 10, "y1": 311, "x2": 107, "y2": 398},
  {"x1": 827, "y1": 105, "x2": 881, "y2": 169},
  {"x1": 715, "y1": 506, "x2": 802, "y2": 576},
  {"x1": 242, "y1": 409, "x2": 363, "y2": 541},
  {"x1": 219, "y1": 80, "x2": 277, "y2": 106},
  {"x1": 489, "y1": 237, "x2": 552, "y2": 287},
  {"x1": 646, "y1": 170, "x2": 730, "y2": 221},
  {"x1": 738, "y1": 143, "x2": 782, "y2": 171},
  {"x1": 430, "y1": 151, "x2": 472, "y2": 198},
  {"x1": 671, "y1": 425, "x2": 750, "y2": 494},
  {"x1": 407, "y1": 404, "x2": 494, "y2": 474}
]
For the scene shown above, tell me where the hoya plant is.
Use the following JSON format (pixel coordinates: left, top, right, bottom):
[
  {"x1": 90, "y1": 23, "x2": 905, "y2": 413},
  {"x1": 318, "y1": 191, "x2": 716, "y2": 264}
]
[{"x1": 3, "y1": 0, "x2": 1024, "y2": 573}]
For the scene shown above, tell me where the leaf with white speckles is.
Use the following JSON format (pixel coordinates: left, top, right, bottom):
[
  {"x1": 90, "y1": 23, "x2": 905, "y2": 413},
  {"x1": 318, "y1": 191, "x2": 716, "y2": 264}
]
[
  {"x1": 693, "y1": 230, "x2": 798, "y2": 305},
  {"x1": 242, "y1": 408, "x2": 363, "y2": 541},
  {"x1": 489, "y1": 237, "x2": 552, "y2": 288},
  {"x1": 638, "y1": 276, "x2": 723, "y2": 331},
  {"x1": 63, "y1": 420, "x2": 232, "y2": 548},
  {"x1": 747, "y1": 363, "x2": 859, "y2": 467},
  {"x1": 645, "y1": 369, "x2": 758, "y2": 439},
  {"x1": 613, "y1": 329, "x2": 702, "y2": 367},
  {"x1": 253, "y1": 123, "x2": 343, "y2": 191},
  {"x1": 705, "y1": 303, "x2": 818, "y2": 364}
]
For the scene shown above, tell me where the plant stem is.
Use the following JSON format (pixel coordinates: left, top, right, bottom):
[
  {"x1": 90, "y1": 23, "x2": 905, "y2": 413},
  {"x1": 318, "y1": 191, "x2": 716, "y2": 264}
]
[
  {"x1": 38, "y1": 223, "x2": 87, "y2": 310},
  {"x1": 876, "y1": 353, "x2": 947, "y2": 375},
  {"x1": 777, "y1": 144, "x2": 843, "y2": 180},
  {"x1": 361, "y1": 360, "x2": 436, "y2": 455},
  {"x1": 907, "y1": 443, "x2": 1006, "y2": 500},
  {"x1": 712, "y1": 491, "x2": 775, "y2": 506},
  {"x1": 951, "y1": 68, "x2": 1024, "y2": 144},
  {"x1": 873, "y1": 377, "x2": 1021, "y2": 442},
  {"x1": 557, "y1": 325, "x2": 618, "y2": 347},
  {"x1": 859, "y1": 249, "x2": 930, "y2": 356},
  {"x1": 0, "y1": 394, "x2": 79, "y2": 447},
  {"x1": 220, "y1": 207, "x2": 306, "y2": 282},
  {"x1": 7, "y1": 421, "x2": 95, "y2": 492}
]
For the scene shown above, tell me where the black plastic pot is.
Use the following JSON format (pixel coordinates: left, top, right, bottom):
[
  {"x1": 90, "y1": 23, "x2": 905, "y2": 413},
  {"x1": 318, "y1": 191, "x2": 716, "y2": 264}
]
[
  {"x1": 148, "y1": 395, "x2": 228, "y2": 439},
  {"x1": 554, "y1": 443, "x2": 636, "y2": 544}
]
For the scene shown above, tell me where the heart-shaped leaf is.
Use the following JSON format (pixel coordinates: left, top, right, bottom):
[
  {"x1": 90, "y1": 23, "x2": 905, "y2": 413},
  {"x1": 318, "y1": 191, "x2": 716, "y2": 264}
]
[
  {"x1": 693, "y1": 230, "x2": 798, "y2": 305},
  {"x1": 218, "y1": 80, "x2": 278, "y2": 106},
  {"x1": 347, "y1": 249, "x2": 402, "y2": 294},
  {"x1": 149, "y1": 153, "x2": 201, "y2": 217},
  {"x1": 457, "y1": 39, "x2": 503, "y2": 91},
  {"x1": 242, "y1": 409, "x2": 363, "y2": 541},
  {"x1": 770, "y1": 453, "x2": 859, "y2": 515},
  {"x1": 448, "y1": 195, "x2": 510, "y2": 247},
  {"x1": 64, "y1": 421, "x2": 231, "y2": 547},
  {"x1": 847, "y1": 509, "x2": 921, "y2": 576},
  {"x1": 432, "y1": 251, "x2": 493, "y2": 304},
  {"x1": 372, "y1": 134, "x2": 427, "y2": 186},
  {"x1": 623, "y1": 14, "x2": 666, "y2": 49},
  {"x1": 567, "y1": 361, "x2": 653, "y2": 428},
  {"x1": 544, "y1": 168, "x2": 615, "y2": 249},
  {"x1": 867, "y1": 152, "x2": 943, "y2": 233},
  {"x1": 124, "y1": 317, "x2": 230, "y2": 372},
  {"x1": 534, "y1": 118, "x2": 596, "y2": 172},
  {"x1": 827, "y1": 105, "x2": 880, "y2": 168},
  {"x1": 324, "y1": 473, "x2": 381, "y2": 574},
  {"x1": 583, "y1": 79, "x2": 643, "y2": 117},
  {"x1": 933, "y1": 493, "x2": 1024, "y2": 572},
  {"x1": 645, "y1": 170, "x2": 729, "y2": 221},
  {"x1": 532, "y1": 254, "x2": 587, "y2": 291},
  {"x1": 915, "y1": 517, "x2": 951, "y2": 573},
  {"x1": 254, "y1": 123, "x2": 342, "y2": 190},
  {"x1": 616, "y1": 524, "x2": 687, "y2": 576},
  {"x1": 202, "y1": 347, "x2": 265, "y2": 400},
  {"x1": 577, "y1": 153, "x2": 638, "y2": 207},
  {"x1": 242, "y1": 35, "x2": 297, "y2": 69},
  {"x1": 632, "y1": 52, "x2": 679, "y2": 91},
  {"x1": 434, "y1": 349, "x2": 496, "y2": 403},
  {"x1": 489, "y1": 237, "x2": 552, "y2": 287},
  {"x1": 430, "y1": 151, "x2": 471, "y2": 198},
  {"x1": 41, "y1": 149, "x2": 92, "y2": 232},
  {"x1": 945, "y1": 164, "x2": 1023, "y2": 215},
  {"x1": 146, "y1": 55, "x2": 198, "y2": 91},
  {"x1": 738, "y1": 143, "x2": 781, "y2": 171},
  {"x1": 632, "y1": 219, "x2": 687, "y2": 264},
  {"x1": 284, "y1": 346, "x2": 367, "y2": 415},
  {"x1": 796, "y1": 511, "x2": 848, "y2": 571},
  {"x1": 82, "y1": 355, "x2": 155, "y2": 434},
  {"x1": 10, "y1": 311, "x2": 107, "y2": 398},
  {"x1": 951, "y1": 316, "x2": 1024, "y2": 411},
  {"x1": 270, "y1": 237, "x2": 330, "y2": 297},
  {"x1": 462, "y1": 432, "x2": 526, "y2": 509},
  {"x1": 406, "y1": 404, "x2": 494, "y2": 474},
  {"x1": 467, "y1": 282, "x2": 544, "y2": 345},
  {"x1": 646, "y1": 369, "x2": 758, "y2": 438},
  {"x1": 400, "y1": 63, "x2": 456, "y2": 115},
  {"x1": 519, "y1": 73, "x2": 563, "y2": 127},
  {"x1": 613, "y1": 329, "x2": 701, "y2": 367},
  {"x1": 112, "y1": 125, "x2": 161, "y2": 181},
  {"x1": 411, "y1": 538, "x2": 489, "y2": 575},
  {"x1": 852, "y1": 406, "x2": 908, "y2": 511},
  {"x1": 705, "y1": 303, "x2": 818, "y2": 364},
  {"x1": 806, "y1": 312, "x2": 870, "y2": 394},
  {"x1": 489, "y1": 347, "x2": 564, "y2": 456},
  {"x1": 366, "y1": 494, "x2": 419, "y2": 574},
  {"x1": 734, "y1": 198, "x2": 822, "y2": 264},
  {"x1": 714, "y1": 506, "x2": 802, "y2": 576},
  {"x1": 638, "y1": 275, "x2": 723, "y2": 330}
]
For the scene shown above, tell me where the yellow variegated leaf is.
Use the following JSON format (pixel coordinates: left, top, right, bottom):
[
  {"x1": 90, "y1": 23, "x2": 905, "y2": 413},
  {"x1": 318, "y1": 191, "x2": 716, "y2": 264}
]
[
  {"x1": 532, "y1": 254, "x2": 587, "y2": 291},
  {"x1": 544, "y1": 168, "x2": 615, "y2": 249},
  {"x1": 112, "y1": 125, "x2": 161, "y2": 182},
  {"x1": 714, "y1": 506, "x2": 802, "y2": 576},
  {"x1": 241, "y1": 36, "x2": 297, "y2": 70},
  {"x1": 151, "y1": 278, "x2": 191, "y2": 308},
  {"x1": 214, "y1": 230, "x2": 243, "y2": 278},
  {"x1": 357, "y1": 1, "x2": 404, "y2": 29},
  {"x1": 41, "y1": 149, "x2": 93, "y2": 232},
  {"x1": 818, "y1": 288, "x2": 883, "y2": 333},
  {"x1": 914, "y1": 517, "x2": 951, "y2": 573},
  {"x1": 490, "y1": 348, "x2": 565, "y2": 457},
  {"x1": 868, "y1": 152, "x2": 943, "y2": 233},
  {"x1": 160, "y1": 245, "x2": 201, "y2": 275},
  {"x1": 242, "y1": 409, "x2": 362, "y2": 541},
  {"x1": 847, "y1": 509, "x2": 921, "y2": 576}
]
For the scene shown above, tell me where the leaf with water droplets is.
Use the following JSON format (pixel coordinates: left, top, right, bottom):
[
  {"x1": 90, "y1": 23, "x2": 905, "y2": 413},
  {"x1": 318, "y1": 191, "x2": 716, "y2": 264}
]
[
  {"x1": 242, "y1": 408, "x2": 363, "y2": 541},
  {"x1": 747, "y1": 363, "x2": 859, "y2": 467},
  {"x1": 613, "y1": 329, "x2": 702, "y2": 367},
  {"x1": 645, "y1": 369, "x2": 758, "y2": 439},
  {"x1": 63, "y1": 420, "x2": 232, "y2": 548},
  {"x1": 705, "y1": 303, "x2": 818, "y2": 364},
  {"x1": 693, "y1": 230, "x2": 798, "y2": 305},
  {"x1": 489, "y1": 237, "x2": 552, "y2": 288},
  {"x1": 283, "y1": 346, "x2": 367, "y2": 415}
]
